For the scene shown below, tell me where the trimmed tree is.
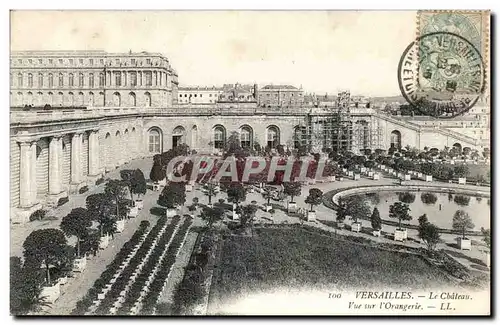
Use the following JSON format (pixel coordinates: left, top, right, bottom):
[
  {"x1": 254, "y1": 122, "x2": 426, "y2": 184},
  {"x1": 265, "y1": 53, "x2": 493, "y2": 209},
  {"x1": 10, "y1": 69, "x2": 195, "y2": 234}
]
[
  {"x1": 200, "y1": 206, "x2": 225, "y2": 229},
  {"x1": 10, "y1": 256, "x2": 46, "y2": 315},
  {"x1": 105, "y1": 180, "x2": 129, "y2": 220},
  {"x1": 262, "y1": 188, "x2": 273, "y2": 208},
  {"x1": 150, "y1": 160, "x2": 166, "y2": 184},
  {"x1": 22, "y1": 228, "x2": 68, "y2": 285},
  {"x1": 370, "y1": 207, "x2": 382, "y2": 231},
  {"x1": 419, "y1": 223, "x2": 441, "y2": 251},
  {"x1": 283, "y1": 181, "x2": 302, "y2": 203},
  {"x1": 420, "y1": 192, "x2": 437, "y2": 205},
  {"x1": 120, "y1": 169, "x2": 135, "y2": 200},
  {"x1": 226, "y1": 183, "x2": 247, "y2": 207},
  {"x1": 345, "y1": 196, "x2": 371, "y2": 223},
  {"x1": 398, "y1": 192, "x2": 416, "y2": 204},
  {"x1": 86, "y1": 193, "x2": 115, "y2": 237},
  {"x1": 60, "y1": 207, "x2": 92, "y2": 258},
  {"x1": 158, "y1": 181, "x2": 186, "y2": 210},
  {"x1": 241, "y1": 204, "x2": 259, "y2": 230},
  {"x1": 305, "y1": 188, "x2": 323, "y2": 211},
  {"x1": 132, "y1": 169, "x2": 147, "y2": 198},
  {"x1": 452, "y1": 210, "x2": 475, "y2": 239},
  {"x1": 202, "y1": 182, "x2": 217, "y2": 206},
  {"x1": 389, "y1": 201, "x2": 412, "y2": 230}
]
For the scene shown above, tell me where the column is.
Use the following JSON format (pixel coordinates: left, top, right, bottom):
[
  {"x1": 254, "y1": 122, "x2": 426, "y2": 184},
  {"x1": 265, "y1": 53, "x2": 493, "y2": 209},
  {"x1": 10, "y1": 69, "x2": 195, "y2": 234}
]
[
  {"x1": 19, "y1": 141, "x2": 35, "y2": 207},
  {"x1": 88, "y1": 130, "x2": 100, "y2": 176},
  {"x1": 71, "y1": 133, "x2": 82, "y2": 185},
  {"x1": 30, "y1": 141, "x2": 38, "y2": 203},
  {"x1": 49, "y1": 136, "x2": 63, "y2": 195}
]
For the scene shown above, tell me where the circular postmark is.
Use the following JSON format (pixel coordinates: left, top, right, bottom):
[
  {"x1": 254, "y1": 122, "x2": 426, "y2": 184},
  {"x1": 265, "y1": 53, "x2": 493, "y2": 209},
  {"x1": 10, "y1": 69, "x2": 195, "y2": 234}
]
[{"x1": 398, "y1": 32, "x2": 485, "y2": 118}]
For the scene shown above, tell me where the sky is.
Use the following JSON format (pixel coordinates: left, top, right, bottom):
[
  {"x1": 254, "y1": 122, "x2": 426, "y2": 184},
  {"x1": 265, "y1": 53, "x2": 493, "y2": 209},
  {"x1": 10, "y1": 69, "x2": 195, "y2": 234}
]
[{"x1": 10, "y1": 10, "x2": 417, "y2": 96}]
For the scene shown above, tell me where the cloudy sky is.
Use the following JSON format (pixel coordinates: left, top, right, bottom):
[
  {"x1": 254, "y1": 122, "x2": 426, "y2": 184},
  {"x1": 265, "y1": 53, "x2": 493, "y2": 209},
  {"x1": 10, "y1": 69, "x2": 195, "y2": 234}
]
[{"x1": 11, "y1": 11, "x2": 417, "y2": 96}]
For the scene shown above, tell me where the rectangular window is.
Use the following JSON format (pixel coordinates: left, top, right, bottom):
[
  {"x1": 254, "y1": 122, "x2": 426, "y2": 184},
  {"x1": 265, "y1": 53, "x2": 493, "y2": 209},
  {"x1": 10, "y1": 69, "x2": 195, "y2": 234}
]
[
  {"x1": 38, "y1": 59, "x2": 43, "y2": 64},
  {"x1": 89, "y1": 59, "x2": 94, "y2": 65},
  {"x1": 49, "y1": 59, "x2": 53, "y2": 64},
  {"x1": 130, "y1": 72, "x2": 137, "y2": 86},
  {"x1": 18, "y1": 59, "x2": 22, "y2": 64},
  {"x1": 146, "y1": 59, "x2": 151, "y2": 65},
  {"x1": 28, "y1": 59, "x2": 32, "y2": 64},
  {"x1": 79, "y1": 59, "x2": 83, "y2": 64},
  {"x1": 145, "y1": 71, "x2": 152, "y2": 86},
  {"x1": 115, "y1": 59, "x2": 120, "y2": 65},
  {"x1": 115, "y1": 72, "x2": 122, "y2": 86},
  {"x1": 69, "y1": 59, "x2": 74, "y2": 64},
  {"x1": 131, "y1": 59, "x2": 136, "y2": 65},
  {"x1": 59, "y1": 59, "x2": 63, "y2": 64},
  {"x1": 100, "y1": 59, "x2": 104, "y2": 65}
]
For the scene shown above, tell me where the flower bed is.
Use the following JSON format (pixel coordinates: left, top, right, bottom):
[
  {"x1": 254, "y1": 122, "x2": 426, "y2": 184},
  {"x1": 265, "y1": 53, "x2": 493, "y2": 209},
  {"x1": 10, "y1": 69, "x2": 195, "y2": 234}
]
[
  {"x1": 93, "y1": 216, "x2": 176, "y2": 315},
  {"x1": 116, "y1": 216, "x2": 183, "y2": 314},
  {"x1": 71, "y1": 222, "x2": 151, "y2": 315},
  {"x1": 140, "y1": 217, "x2": 193, "y2": 315}
]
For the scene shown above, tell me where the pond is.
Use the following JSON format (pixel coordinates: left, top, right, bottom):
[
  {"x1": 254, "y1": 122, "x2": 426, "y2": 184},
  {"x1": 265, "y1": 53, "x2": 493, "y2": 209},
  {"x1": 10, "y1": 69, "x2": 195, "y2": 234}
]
[{"x1": 352, "y1": 191, "x2": 490, "y2": 231}]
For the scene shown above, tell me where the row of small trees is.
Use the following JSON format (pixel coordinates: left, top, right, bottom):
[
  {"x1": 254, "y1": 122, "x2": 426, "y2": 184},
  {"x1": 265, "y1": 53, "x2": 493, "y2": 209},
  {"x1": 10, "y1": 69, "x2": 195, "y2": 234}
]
[{"x1": 11, "y1": 170, "x2": 147, "y2": 315}]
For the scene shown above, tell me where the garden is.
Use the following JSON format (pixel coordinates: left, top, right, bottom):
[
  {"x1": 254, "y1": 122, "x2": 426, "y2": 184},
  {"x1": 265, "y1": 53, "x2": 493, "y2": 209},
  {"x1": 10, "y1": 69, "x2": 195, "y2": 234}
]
[{"x1": 208, "y1": 227, "x2": 456, "y2": 311}]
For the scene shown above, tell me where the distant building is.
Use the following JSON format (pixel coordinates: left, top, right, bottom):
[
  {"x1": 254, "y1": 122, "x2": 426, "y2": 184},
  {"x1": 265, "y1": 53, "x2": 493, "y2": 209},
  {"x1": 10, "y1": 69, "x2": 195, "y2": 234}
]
[
  {"x1": 177, "y1": 86, "x2": 222, "y2": 104},
  {"x1": 257, "y1": 84, "x2": 304, "y2": 107},
  {"x1": 218, "y1": 83, "x2": 257, "y2": 102}
]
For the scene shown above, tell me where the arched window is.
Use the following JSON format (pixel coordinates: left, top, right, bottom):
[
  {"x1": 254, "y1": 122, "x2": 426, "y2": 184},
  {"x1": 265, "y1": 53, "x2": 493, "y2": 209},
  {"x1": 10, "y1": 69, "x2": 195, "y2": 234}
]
[
  {"x1": 69, "y1": 73, "x2": 74, "y2": 87},
  {"x1": 59, "y1": 73, "x2": 64, "y2": 87},
  {"x1": 266, "y1": 126, "x2": 280, "y2": 149},
  {"x1": 144, "y1": 92, "x2": 151, "y2": 107},
  {"x1": 99, "y1": 73, "x2": 105, "y2": 87},
  {"x1": 47, "y1": 92, "x2": 53, "y2": 106},
  {"x1": 78, "y1": 92, "x2": 84, "y2": 106},
  {"x1": 148, "y1": 128, "x2": 162, "y2": 153},
  {"x1": 390, "y1": 130, "x2": 401, "y2": 150},
  {"x1": 48, "y1": 74, "x2": 53, "y2": 88},
  {"x1": 89, "y1": 92, "x2": 94, "y2": 107},
  {"x1": 89, "y1": 73, "x2": 94, "y2": 88},
  {"x1": 38, "y1": 73, "x2": 43, "y2": 88},
  {"x1": 36, "y1": 92, "x2": 43, "y2": 106},
  {"x1": 57, "y1": 92, "x2": 63, "y2": 106},
  {"x1": 113, "y1": 92, "x2": 121, "y2": 106},
  {"x1": 17, "y1": 73, "x2": 23, "y2": 87},
  {"x1": 17, "y1": 92, "x2": 23, "y2": 105},
  {"x1": 27, "y1": 74, "x2": 33, "y2": 87},
  {"x1": 26, "y1": 92, "x2": 33, "y2": 106},
  {"x1": 129, "y1": 92, "x2": 136, "y2": 106},
  {"x1": 79, "y1": 73, "x2": 84, "y2": 87},
  {"x1": 213, "y1": 125, "x2": 226, "y2": 149},
  {"x1": 68, "y1": 92, "x2": 74, "y2": 106},
  {"x1": 240, "y1": 125, "x2": 253, "y2": 148}
]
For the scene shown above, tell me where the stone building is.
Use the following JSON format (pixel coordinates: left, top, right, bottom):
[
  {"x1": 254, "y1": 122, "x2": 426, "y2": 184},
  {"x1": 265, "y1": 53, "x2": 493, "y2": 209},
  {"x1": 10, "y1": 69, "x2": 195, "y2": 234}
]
[
  {"x1": 10, "y1": 50, "x2": 179, "y2": 108},
  {"x1": 257, "y1": 84, "x2": 304, "y2": 107},
  {"x1": 177, "y1": 86, "x2": 222, "y2": 104}
]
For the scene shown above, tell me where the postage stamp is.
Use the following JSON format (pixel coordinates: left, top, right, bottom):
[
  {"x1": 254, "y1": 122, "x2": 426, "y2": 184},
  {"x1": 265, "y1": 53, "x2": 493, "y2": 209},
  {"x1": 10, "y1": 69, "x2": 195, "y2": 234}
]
[
  {"x1": 417, "y1": 10, "x2": 490, "y2": 67},
  {"x1": 398, "y1": 10, "x2": 490, "y2": 118}
]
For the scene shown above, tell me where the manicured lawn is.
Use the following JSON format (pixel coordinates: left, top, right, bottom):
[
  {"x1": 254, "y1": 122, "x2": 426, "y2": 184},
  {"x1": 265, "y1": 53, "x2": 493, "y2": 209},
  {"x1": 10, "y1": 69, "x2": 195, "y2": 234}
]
[{"x1": 212, "y1": 227, "x2": 453, "y2": 298}]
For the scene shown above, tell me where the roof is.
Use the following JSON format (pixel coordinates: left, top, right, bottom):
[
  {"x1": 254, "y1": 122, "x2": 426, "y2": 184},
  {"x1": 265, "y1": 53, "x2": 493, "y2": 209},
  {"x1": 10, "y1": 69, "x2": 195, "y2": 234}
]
[
  {"x1": 261, "y1": 84, "x2": 299, "y2": 90},
  {"x1": 178, "y1": 86, "x2": 222, "y2": 91}
]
